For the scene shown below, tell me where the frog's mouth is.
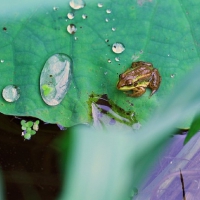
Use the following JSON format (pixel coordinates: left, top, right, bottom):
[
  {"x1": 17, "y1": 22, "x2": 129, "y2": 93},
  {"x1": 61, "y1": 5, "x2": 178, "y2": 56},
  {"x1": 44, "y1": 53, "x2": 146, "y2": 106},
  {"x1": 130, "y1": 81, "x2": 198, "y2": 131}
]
[{"x1": 117, "y1": 81, "x2": 150, "y2": 91}]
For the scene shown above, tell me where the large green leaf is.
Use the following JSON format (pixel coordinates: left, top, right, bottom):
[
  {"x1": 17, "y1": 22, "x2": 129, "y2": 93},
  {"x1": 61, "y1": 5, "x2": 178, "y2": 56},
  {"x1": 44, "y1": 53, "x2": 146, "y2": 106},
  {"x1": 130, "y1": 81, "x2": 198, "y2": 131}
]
[{"x1": 0, "y1": 0, "x2": 199, "y2": 127}]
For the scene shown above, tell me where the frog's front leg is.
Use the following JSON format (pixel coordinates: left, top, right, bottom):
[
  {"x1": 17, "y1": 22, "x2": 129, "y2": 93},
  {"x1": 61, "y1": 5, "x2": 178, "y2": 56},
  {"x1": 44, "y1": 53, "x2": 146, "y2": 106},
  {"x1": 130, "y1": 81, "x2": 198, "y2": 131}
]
[
  {"x1": 149, "y1": 69, "x2": 161, "y2": 96},
  {"x1": 127, "y1": 87, "x2": 146, "y2": 97}
]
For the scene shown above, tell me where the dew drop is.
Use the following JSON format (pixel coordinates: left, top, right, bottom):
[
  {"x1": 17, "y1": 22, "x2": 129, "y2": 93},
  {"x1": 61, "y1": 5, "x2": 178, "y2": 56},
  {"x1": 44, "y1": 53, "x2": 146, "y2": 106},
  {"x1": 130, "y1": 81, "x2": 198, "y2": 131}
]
[
  {"x1": 67, "y1": 12, "x2": 74, "y2": 19},
  {"x1": 115, "y1": 57, "x2": 120, "y2": 62},
  {"x1": 105, "y1": 39, "x2": 109, "y2": 43},
  {"x1": 105, "y1": 18, "x2": 109, "y2": 22},
  {"x1": 171, "y1": 74, "x2": 175, "y2": 78},
  {"x1": 106, "y1": 9, "x2": 111, "y2": 14},
  {"x1": 112, "y1": 43, "x2": 125, "y2": 54},
  {"x1": 53, "y1": 6, "x2": 59, "y2": 11},
  {"x1": 1, "y1": 59, "x2": 4, "y2": 63},
  {"x1": 112, "y1": 27, "x2": 116, "y2": 31},
  {"x1": 40, "y1": 53, "x2": 72, "y2": 106},
  {"x1": 97, "y1": 3, "x2": 103, "y2": 7},
  {"x1": 82, "y1": 14, "x2": 87, "y2": 19},
  {"x1": 69, "y1": 0, "x2": 85, "y2": 10},
  {"x1": 108, "y1": 59, "x2": 111, "y2": 63},
  {"x1": 2, "y1": 85, "x2": 20, "y2": 102},
  {"x1": 74, "y1": 36, "x2": 78, "y2": 40},
  {"x1": 67, "y1": 24, "x2": 77, "y2": 34},
  {"x1": 104, "y1": 72, "x2": 108, "y2": 75}
]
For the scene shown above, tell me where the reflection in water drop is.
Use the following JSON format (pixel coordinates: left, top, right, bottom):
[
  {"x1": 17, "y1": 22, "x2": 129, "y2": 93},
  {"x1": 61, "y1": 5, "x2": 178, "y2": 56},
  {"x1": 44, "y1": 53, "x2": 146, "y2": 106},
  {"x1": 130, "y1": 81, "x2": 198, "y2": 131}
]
[
  {"x1": 106, "y1": 9, "x2": 111, "y2": 14},
  {"x1": 112, "y1": 43, "x2": 125, "y2": 54},
  {"x1": 69, "y1": 0, "x2": 85, "y2": 10},
  {"x1": 97, "y1": 3, "x2": 103, "y2": 7},
  {"x1": 40, "y1": 53, "x2": 72, "y2": 106},
  {"x1": 112, "y1": 27, "x2": 116, "y2": 31},
  {"x1": 2, "y1": 85, "x2": 20, "y2": 102},
  {"x1": 67, "y1": 12, "x2": 74, "y2": 19},
  {"x1": 82, "y1": 14, "x2": 87, "y2": 19},
  {"x1": 115, "y1": 57, "x2": 120, "y2": 62},
  {"x1": 67, "y1": 24, "x2": 77, "y2": 34}
]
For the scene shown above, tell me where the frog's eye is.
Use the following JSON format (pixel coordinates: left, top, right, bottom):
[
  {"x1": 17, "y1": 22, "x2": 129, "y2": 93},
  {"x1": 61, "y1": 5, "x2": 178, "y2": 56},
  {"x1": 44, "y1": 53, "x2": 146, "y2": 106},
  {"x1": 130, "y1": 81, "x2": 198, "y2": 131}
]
[{"x1": 126, "y1": 79, "x2": 132, "y2": 86}]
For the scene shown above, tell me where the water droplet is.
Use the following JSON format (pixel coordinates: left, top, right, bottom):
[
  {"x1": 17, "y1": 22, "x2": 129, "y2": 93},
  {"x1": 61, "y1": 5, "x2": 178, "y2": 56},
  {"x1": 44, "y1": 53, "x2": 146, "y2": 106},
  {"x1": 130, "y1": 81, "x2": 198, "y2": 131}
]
[
  {"x1": 82, "y1": 14, "x2": 87, "y2": 19},
  {"x1": 104, "y1": 72, "x2": 108, "y2": 75},
  {"x1": 1, "y1": 59, "x2": 4, "y2": 63},
  {"x1": 97, "y1": 3, "x2": 103, "y2": 7},
  {"x1": 171, "y1": 74, "x2": 175, "y2": 78},
  {"x1": 140, "y1": 50, "x2": 143, "y2": 54},
  {"x1": 67, "y1": 12, "x2": 74, "y2": 19},
  {"x1": 112, "y1": 27, "x2": 116, "y2": 31},
  {"x1": 105, "y1": 18, "x2": 109, "y2": 22},
  {"x1": 53, "y1": 6, "x2": 59, "y2": 11},
  {"x1": 74, "y1": 36, "x2": 78, "y2": 40},
  {"x1": 112, "y1": 43, "x2": 125, "y2": 54},
  {"x1": 168, "y1": 54, "x2": 170, "y2": 56},
  {"x1": 40, "y1": 53, "x2": 72, "y2": 106},
  {"x1": 105, "y1": 39, "x2": 109, "y2": 43},
  {"x1": 115, "y1": 57, "x2": 120, "y2": 62},
  {"x1": 2, "y1": 85, "x2": 20, "y2": 102},
  {"x1": 108, "y1": 59, "x2": 111, "y2": 63},
  {"x1": 106, "y1": 9, "x2": 111, "y2": 14},
  {"x1": 69, "y1": 0, "x2": 85, "y2": 10},
  {"x1": 67, "y1": 24, "x2": 77, "y2": 34}
]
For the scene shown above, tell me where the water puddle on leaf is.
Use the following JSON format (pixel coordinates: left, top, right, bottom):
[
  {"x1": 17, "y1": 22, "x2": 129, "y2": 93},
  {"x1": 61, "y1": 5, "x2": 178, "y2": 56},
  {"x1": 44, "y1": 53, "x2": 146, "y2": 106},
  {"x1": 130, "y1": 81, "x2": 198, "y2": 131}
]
[
  {"x1": 40, "y1": 53, "x2": 72, "y2": 106},
  {"x1": 88, "y1": 94, "x2": 137, "y2": 128},
  {"x1": 69, "y1": 0, "x2": 85, "y2": 10},
  {"x1": 112, "y1": 42, "x2": 125, "y2": 54},
  {"x1": 2, "y1": 85, "x2": 20, "y2": 102}
]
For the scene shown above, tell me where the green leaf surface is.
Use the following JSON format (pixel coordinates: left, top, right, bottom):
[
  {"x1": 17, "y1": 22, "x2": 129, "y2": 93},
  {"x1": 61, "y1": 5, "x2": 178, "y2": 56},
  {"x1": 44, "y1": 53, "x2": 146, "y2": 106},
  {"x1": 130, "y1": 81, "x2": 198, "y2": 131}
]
[{"x1": 0, "y1": 0, "x2": 199, "y2": 127}]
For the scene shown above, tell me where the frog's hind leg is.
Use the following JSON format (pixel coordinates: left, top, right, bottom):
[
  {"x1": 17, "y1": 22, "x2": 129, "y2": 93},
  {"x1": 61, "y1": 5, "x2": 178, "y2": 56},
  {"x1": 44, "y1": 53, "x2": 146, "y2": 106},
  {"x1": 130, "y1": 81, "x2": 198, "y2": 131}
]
[
  {"x1": 149, "y1": 69, "x2": 161, "y2": 97},
  {"x1": 127, "y1": 87, "x2": 146, "y2": 97}
]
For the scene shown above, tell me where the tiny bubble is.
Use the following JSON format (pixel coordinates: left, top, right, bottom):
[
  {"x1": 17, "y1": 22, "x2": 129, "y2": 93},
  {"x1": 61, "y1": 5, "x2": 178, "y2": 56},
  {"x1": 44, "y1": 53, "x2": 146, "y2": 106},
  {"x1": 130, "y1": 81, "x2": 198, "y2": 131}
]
[
  {"x1": 67, "y1": 12, "x2": 74, "y2": 19},
  {"x1": 115, "y1": 57, "x2": 120, "y2": 62},
  {"x1": 106, "y1": 9, "x2": 111, "y2": 14},
  {"x1": 53, "y1": 6, "x2": 59, "y2": 11},
  {"x1": 108, "y1": 59, "x2": 111, "y2": 63},
  {"x1": 97, "y1": 3, "x2": 103, "y2": 7},
  {"x1": 112, "y1": 27, "x2": 116, "y2": 31},
  {"x1": 170, "y1": 74, "x2": 175, "y2": 78},
  {"x1": 82, "y1": 14, "x2": 87, "y2": 19}
]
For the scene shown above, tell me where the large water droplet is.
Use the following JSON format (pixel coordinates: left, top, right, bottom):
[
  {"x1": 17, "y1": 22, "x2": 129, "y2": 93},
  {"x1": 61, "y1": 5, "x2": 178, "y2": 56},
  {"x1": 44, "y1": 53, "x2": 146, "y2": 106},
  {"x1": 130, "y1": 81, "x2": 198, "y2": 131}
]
[
  {"x1": 40, "y1": 53, "x2": 72, "y2": 106},
  {"x1": 69, "y1": 0, "x2": 85, "y2": 10},
  {"x1": 97, "y1": 3, "x2": 103, "y2": 7},
  {"x1": 67, "y1": 12, "x2": 75, "y2": 19},
  {"x1": 112, "y1": 43, "x2": 125, "y2": 54},
  {"x1": 2, "y1": 85, "x2": 20, "y2": 102},
  {"x1": 67, "y1": 24, "x2": 77, "y2": 34}
]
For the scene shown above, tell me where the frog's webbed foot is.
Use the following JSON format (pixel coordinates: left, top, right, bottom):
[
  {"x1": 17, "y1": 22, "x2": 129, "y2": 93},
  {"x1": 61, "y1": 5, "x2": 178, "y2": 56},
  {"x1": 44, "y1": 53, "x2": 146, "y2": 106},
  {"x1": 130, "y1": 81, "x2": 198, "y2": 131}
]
[
  {"x1": 149, "y1": 69, "x2": 161, "y2": 97},
  {"x1": 127, "y1": 87, "x2": 146, "y2": 97}
]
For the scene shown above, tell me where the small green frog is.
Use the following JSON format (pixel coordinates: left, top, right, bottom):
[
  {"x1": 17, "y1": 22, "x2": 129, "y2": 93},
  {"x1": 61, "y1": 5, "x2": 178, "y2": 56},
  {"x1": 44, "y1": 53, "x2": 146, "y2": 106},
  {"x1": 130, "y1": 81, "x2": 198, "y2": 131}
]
[{"x1": 117, "y1": 61, "x2": 161, "y2": 97}]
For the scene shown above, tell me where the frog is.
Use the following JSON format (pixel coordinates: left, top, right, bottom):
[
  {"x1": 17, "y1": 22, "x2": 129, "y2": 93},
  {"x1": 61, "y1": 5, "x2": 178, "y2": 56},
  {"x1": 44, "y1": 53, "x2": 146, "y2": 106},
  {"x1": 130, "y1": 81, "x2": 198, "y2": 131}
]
[{"x1": 117, "y1": 61, "x2": 161, "y2": 97}]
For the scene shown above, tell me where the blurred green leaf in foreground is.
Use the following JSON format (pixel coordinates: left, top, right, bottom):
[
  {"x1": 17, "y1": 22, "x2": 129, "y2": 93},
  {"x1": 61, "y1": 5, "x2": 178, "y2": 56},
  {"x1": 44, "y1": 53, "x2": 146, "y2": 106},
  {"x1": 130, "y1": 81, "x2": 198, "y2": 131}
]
[{"x1": 56, "y1": 65, "x2": 200, "y2": 200}]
